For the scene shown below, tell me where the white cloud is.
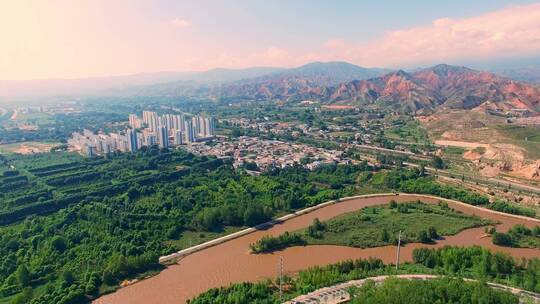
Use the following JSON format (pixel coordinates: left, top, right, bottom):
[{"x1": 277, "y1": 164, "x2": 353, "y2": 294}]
[
  {"x1": 171, "y1": 18, "x2": 191, "y2": 28},
  {"x1": 324, "y1": 2, "x2": 540, "y2": 67}
]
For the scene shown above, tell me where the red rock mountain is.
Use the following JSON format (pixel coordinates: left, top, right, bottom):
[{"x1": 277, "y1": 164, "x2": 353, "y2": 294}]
[{"x1": 325, "y1": 64, "x2": 540, "y2": 114}]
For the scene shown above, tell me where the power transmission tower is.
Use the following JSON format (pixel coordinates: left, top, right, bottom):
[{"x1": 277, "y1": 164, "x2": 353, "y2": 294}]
[
  {"x1": 279, "y1": 256, "x2": 284, "y2": 302},
  {"x1": 396, "y1": 230, "x2": 402, "y2": 270}
]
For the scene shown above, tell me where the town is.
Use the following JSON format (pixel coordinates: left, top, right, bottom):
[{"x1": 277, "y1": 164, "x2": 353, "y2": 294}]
[
  {"x1": 68, "y1": 110, "x2": 354, "y2": 171},
  {"x1": 188, "y1": 136, "x2": 350, "y2": 171}
]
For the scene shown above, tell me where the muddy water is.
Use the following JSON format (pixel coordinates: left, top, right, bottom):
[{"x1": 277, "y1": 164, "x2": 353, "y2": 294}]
[{"x1": 94, "y1": 194, "x2": 540, "y2": 304}]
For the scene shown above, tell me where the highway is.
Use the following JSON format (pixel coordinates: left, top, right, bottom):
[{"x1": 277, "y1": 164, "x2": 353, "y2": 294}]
[{"x1": 285, "y1": 274, "x2": 540, "y2": 304}]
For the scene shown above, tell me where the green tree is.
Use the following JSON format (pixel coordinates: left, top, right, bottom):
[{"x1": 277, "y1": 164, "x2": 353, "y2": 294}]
[
  {"x1": 10, "y1": 287, "x2": 33, "y2": 304},
  {"x1": 418, "y1": 230, "x2": 431, "y2": 243},
  {"x1": 51, "y1": 236, "x2": 67, "y2": 252},
  {"x1": 428, "y1": 227, "x2": 438, "y2": 239},
  {"x1": 432, "y1": 156, "x2": 445, "y2": 169},
  {"x1": 492, "y1": 232, "x2": 514, "y2": 247},
  {"x1": 15, "y1": 265, "x2": 30, "y2": 286},
  {"x1": 62, "y1": 270, "x2": 76, "y2": 286},
  {"x1": 380, "y1": 228, "x2": 390, "y2": 242}
]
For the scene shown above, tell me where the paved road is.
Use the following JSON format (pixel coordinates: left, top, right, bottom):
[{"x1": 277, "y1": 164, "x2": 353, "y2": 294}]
[
  {"x1": 403, "y1": 162, "x2": 540, "y2": 195},
  {"x1": 285, "y1": 274, "x2": 540, "y2": 304}
]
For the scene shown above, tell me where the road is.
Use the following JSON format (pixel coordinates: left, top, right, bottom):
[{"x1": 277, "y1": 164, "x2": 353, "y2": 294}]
[
  {"x1": 403, "y1": 162, "x2": 540, "y2": 195},
  {"x1": 285, "y1": 274, "x2": 540, "y2": 304}
]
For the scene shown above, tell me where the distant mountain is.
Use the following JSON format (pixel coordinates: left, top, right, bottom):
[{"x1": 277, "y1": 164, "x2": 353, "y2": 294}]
[
  {"x1": 0, "y1": 62, "x2": 386, "y2": 98},
  {"x1": 324, "y1": 64, "x2": 540, "y2": 114},
  {"x1": 214, "y1": 62, "x2": 389, "y2": 100},
  {"x1": 184, "y1": 67, "x2": 285, "y2": 83},
  {"x1": 131, "y1": 63, "x2": 540, "y2": 115},
  {"x1": 269, "y1": 61, "x2": 389, "y2": 85},
  {"x1": 489, "y1": 67, "x2": 540, "y2": 84},
  {"x1": 0, "y1": 67, "x2": 284, "y2": 97},
  {"x1": 4, "y1": 62, "x2": 538, "y2": 114}
]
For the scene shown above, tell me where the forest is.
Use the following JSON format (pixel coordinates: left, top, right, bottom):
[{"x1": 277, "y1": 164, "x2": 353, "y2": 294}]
[
  {"x1": 0, "y1": 148, "x2": 370, "y2": 303},
  {"x1": 0, "y1": 147, "x2": 533, "y2": 303}
]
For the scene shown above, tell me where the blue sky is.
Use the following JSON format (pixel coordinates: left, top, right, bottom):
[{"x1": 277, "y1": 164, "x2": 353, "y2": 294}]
[
  {"x1": 150, "y1": 1, "x2": 538, "y2": 45},
  {"x1": 1, "y1": 0, "x2": 540, "y2": 79}
]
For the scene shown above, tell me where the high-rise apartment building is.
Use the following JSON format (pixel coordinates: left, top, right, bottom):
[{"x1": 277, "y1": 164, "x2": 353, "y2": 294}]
[
  {"x1": 184, "y1": 120, "x2": 195, "y2": 143},
  {"x1": 126, "y1": 129, "x2": 138, "y2": 152},
  {"x1": 173, "y1": 130, "x2": 184, "y2": 145},
  {"x1": 143, "y1": 133, "x2": 157, "y2": 146},
  {"x1": 142, "y1": 111, "x2": 159, "y2": 132},
  {"x1": 157, "y1": 125, "x2": 169, "y2": 148},
  {"x1": 128, "y1": 114, "x2": 142, "y2": 129},
  {"x1": 203, "y1": 117, "x2": 215, "y2": 137}
]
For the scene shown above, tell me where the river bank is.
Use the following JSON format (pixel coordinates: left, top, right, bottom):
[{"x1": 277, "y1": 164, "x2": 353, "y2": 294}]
[{"x1": 94, "y1": 193, "x2": 540, "y2": 304}]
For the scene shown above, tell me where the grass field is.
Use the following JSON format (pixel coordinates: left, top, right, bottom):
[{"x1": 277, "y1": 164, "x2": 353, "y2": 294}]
[
  {"x1": 496, "y1": 125, "x2": 540, "y2": 159},
  {"x1": 385, "y1": 119, "x2": 431, "y2": 145},
  {"x1": 496, "y1": 125, "x2": 540, "y2": 143},
  {"x1": 295, "y1": 201, "x2": 491, "y2": 248},
  {"x1": 12, "y1": 112, "x2": 54, "y2": 125}
]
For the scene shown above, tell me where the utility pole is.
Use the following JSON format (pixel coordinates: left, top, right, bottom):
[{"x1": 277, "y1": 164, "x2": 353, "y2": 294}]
[
  {"x1": 396, "y1": 230, "x2": 402, "y2": 270},
  {"x1": 279, "y1": 256, "x2": 284, "y2": 303}
]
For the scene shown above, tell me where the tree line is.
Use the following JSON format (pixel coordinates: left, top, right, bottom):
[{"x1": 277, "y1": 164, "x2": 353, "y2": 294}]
[{"x1": 191, "y1": 246, "x2": 540, "y2": 303}]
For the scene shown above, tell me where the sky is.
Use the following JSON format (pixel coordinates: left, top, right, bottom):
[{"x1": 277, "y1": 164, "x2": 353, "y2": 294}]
[{"x1": 1, "y1": 0, "x2": 540, "y2": 80}]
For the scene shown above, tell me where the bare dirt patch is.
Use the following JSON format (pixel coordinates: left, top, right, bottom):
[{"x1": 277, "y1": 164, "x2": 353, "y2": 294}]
[
  {"x1": 423, "y1": 109, "x2": 540, "y2": 182},
  {"x1": 435, "y1": 140, "x2": 489, "y2": 149},
  {"x1": 463, "y1": 150, "x2": 482, "y2": 160},
  {"x1": 479, "y1": 164, "x2": 500, "y2": 177},
  {"x1": 0, "y1": 142, "x2": 57, "y2": 154},
  {"x1": 513, "y1": 161, "x2": 540, "y2": 180}
]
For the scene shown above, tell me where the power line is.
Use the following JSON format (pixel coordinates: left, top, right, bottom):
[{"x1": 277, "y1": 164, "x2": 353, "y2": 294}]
[
  {"x1": 396, "y1": 230, "x2": 402, "y2": 270},
  {"x1": 279, "y1": 256, "x2": 284, "y2": 303}
]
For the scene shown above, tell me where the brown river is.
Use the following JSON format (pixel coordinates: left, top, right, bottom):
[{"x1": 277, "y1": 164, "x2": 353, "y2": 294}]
[{"x1": 94, "y1": 194, "x2": 540, "y2": 304}]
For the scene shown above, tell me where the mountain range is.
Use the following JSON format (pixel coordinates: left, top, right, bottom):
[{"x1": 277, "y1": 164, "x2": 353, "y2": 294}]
[
  {"x1": 1, "y1": 62, "x2": 540, "y2": 115},
  {"x1": 488, "y1": 67, "x2": 540, "y2": 84},
  {"x1": 206, "y1": 63, "x2": 540, "y2": 114},
  {"x1": 321, "y1": 64, "x2": 540, "y2": 114},
  {"x1": 0, "y1": 67, "x2": 283, "y2": 98}
]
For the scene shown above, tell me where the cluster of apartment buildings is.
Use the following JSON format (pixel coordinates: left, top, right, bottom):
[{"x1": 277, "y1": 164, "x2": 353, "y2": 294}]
[
  {"x1": 187, "y1": 136, "x2": 349, "y2": 170},
  {"x1": 69, "y1": 111, "x2": 215, "y2": 156}
]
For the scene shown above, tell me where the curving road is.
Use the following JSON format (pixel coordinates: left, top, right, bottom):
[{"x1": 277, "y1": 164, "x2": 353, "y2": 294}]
[
  {"x1": 285, "y1": 274, "x2": 540, "y2": 304},
  {"x1": 94, "y1": 194, "x2": 540, "y2": 304}
]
